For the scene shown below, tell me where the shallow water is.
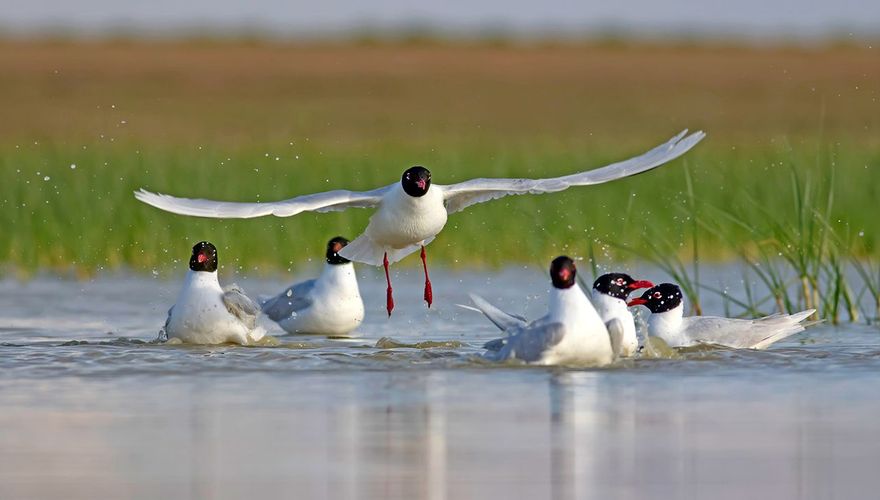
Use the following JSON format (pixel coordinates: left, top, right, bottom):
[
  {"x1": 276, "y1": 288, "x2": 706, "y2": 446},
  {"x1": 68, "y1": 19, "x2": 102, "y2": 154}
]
[{"x1": 1, "y1": 267, "x2": 879, "y2": 499}]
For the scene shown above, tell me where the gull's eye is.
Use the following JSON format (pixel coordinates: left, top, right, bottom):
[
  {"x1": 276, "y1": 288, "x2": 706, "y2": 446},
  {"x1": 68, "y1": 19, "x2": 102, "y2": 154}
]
[
  {"x1": 653, "y1": 291, "x2": 662, "y2": 299},
  {"x1": 615, "y1": 278, "x2": 625, "y2": 286}
]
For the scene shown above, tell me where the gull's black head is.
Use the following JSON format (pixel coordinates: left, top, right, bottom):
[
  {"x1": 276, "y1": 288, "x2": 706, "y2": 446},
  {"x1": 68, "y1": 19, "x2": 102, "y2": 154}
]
[
  {"x1": 592, "y1": 273, "x2": 655, "y2": 301},
  {"x1": 550, "y1": 256, "x2": 577, "y2": 289},
  {"x1": 326, "y1": 236, "x2": 351, "y2": 265},
  {"x1": 627, "y1": 283, "x2": 683, "y2": 313},
  {"x1": 401, "y1": 166, "x2": 431, "y2": 197},
  {"x1": 189, "y1": 241, "x2": 218, "y2": 273}
]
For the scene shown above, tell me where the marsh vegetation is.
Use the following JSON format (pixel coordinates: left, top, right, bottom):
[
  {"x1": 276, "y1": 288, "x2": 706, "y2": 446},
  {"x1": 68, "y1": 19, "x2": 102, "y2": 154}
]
[{"x1": 1, "y1": 41, "x2": 877, "y2": 322}]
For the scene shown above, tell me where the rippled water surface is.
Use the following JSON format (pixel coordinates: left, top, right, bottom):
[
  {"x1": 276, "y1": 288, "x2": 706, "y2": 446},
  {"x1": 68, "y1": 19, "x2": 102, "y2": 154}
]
[{"x1": 1, "y1": 267, "x2": 879, "y2": 499}]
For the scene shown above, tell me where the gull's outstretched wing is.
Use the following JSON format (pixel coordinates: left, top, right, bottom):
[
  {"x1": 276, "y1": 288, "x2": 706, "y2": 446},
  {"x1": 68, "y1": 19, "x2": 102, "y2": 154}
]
[
  {"x1": 260, "y1": 279, "x2": 316, "y2": 322},
  {"x1": 440, "y1": 129, "x2": 705, "y2": 214},
  {"x1": 134, "y1": 184, "x2": 393, "y2": 219},
  {"x1": 222, "y1": 284, "x2": 261, "y2": 330}
]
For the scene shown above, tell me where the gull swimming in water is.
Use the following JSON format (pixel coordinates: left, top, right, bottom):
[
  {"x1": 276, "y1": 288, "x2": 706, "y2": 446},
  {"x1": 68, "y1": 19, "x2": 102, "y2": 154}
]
[
  {"x1": 628, "y1": 283, "x2": 815, "y2": 349},
  {"x1": 590, "y1": 272, "x2": 654, "y2": 356},
  {"x1": 260, "y1": 236, "x2": 364, "y2": 335},
  {"x1": 465, "y1": 256, "x2": 622, "y2": 366},
  {"x1": 162, "y1": 241, "x2": 265, "y2": 345}
]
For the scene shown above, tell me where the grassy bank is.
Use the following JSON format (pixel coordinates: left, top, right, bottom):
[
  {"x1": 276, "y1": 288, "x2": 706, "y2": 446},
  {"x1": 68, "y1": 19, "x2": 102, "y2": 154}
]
[{"x1": 1, "y1": 41, "x2": 877, "y2": 276}]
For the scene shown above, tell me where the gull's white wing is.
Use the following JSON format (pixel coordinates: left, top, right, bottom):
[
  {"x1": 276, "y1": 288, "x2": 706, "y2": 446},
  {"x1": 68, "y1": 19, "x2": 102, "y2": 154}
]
[
  {"x1": 439, "y1": 129, "x2": 705, "y2": 214},
  {"x1": 679, "y1": 309, "x2": 814, "y2": 350},
  {"x1": 134, "y1": 184, "x2": 393, "y2": 219}
]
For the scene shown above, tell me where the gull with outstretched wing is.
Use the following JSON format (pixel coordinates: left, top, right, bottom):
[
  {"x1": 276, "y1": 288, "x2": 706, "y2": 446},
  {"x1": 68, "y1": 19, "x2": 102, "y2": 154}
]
[{"x1": 137, "y1": 129, "x2": 705, "y2": 315}]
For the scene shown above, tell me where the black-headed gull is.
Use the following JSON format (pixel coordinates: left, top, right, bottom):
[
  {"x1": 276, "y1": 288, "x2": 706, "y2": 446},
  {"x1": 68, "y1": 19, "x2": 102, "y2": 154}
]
[
  {"x1": 466, "y1": 256, "x2": 622, "y2": 366},
  {"x1": 136, "y1": 129, "x2": 705, "y2": 316},
  {"x1": 627, "y1": 283, "x2": 815, "y2": 349},
  {"x1": 590, "y1": 273, "x2": 654, "y2": 356},
  {"x1": 260, "y1": 236, "x2": 364, "y2": 335},
  {"x1": 162, "y1": 241, "x2": 265, "y2": 345}
]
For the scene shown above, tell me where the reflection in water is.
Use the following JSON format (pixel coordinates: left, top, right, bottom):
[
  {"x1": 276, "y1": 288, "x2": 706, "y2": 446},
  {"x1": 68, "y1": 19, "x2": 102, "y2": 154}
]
[
  {"x1": 3, "y1": 367, "x2": 880, "y2": 499},
  {"x1": 2, "y1": 273, "x2": 880, "y2": 498}
]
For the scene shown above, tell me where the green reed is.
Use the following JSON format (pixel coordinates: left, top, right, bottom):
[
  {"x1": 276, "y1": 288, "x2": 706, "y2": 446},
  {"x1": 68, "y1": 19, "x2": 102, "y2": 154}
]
[
  {"x1": 591, "y1": 148, "x2": 878, "y2": 324},
  {"x1": 1, "y1": 138, "x2": 877, "y2": 304}
]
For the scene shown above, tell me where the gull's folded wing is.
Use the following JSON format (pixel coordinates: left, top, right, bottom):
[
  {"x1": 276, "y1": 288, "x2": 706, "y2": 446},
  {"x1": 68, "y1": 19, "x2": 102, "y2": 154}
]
[
  {"x1": 222, "y1": 284, "x2": 261, "y2": 330},
  {"x1": 494, "y1": 319, "x2": 566, "y2": 363},
  {"x1": 135, "y1": 185, "x2": 393, "y2": 219},
  {"x1": 440, "y1": 129, "x2": 705, "y2": 214},
  {"x1": 260, "y1": 279, "x2": 316, "y2": 322}
]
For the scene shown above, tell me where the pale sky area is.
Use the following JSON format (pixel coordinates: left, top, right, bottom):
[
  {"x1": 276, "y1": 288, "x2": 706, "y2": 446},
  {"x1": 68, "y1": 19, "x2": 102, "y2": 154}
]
[{"x1": 0, "y1": 0, "x2": 878, "y2": 40}]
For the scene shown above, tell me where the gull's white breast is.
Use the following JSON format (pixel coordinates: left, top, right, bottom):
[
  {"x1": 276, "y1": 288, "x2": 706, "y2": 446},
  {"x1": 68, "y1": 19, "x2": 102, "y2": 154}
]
[
  {"x1": 365, "y1": 184, "x2": 448, "y2": 249},
  {"x1": 166, "y1": 271, "x2": 253, "y2": 344},
  {"x1": 277, "y1": 263, "x2": 364, "y2": 335},
  {"x1": 539, "y1": 287, "x2": 614, "y2": 366},
  {"x1": 591, "y1": 291, "x2": 639, "y2": 356}
]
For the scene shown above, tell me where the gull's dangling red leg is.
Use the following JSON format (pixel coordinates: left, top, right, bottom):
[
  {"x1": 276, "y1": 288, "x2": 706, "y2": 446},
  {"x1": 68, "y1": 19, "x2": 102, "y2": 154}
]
[
  {"x1": 384, "y1": 252, "x2": 394, "y2": 317},
  {"x1": 421, "y1": 245, "x2": 433, "y2": 308}
]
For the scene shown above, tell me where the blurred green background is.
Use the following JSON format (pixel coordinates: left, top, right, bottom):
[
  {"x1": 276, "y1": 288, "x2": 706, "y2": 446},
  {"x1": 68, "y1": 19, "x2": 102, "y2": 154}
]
[{"x1": 1, "y1": 41, "x2": 877, "y2": 275}]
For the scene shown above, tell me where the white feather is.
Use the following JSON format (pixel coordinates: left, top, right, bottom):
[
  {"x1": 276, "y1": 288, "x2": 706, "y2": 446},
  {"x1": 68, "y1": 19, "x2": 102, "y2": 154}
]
[
  {"x1": 136, "y1": 130, "x2": 705, "y2": 268},
  {"x1": 647, "y1": 304, "x2": 816, "y2": 349},
  {"x1": 165, "y1": 270, "x2": 264, "y2": 345},
  {"x1": 262, "y1": 262, "x2": 364, "y2": 335}
]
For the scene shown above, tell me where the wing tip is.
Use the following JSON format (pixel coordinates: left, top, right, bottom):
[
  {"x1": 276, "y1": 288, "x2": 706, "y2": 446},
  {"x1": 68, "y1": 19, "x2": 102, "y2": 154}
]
[
  {"x1": 134, "y1": 188, "x2": 160, "y2": 202},
  {"x1": 675, "y1": 129, "x2": 707, "y2": 147},
  {"x1": 456, "y1": 303, "x2": 481, "y2": 313}
]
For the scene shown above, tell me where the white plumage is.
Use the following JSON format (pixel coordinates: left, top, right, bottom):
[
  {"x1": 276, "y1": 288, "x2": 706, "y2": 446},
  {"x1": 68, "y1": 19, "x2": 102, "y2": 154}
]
[
  {"x1": 464, "y1": 257, "x2": 616, "y2": 366},
  {"x1": 591, "y1": 291, "x2": 640, "y2": 356},
  {"x1": 646, "y1": 304, "x2": 815, "y2": 349},
  {"x1": 630, "y1": 283, "x2": 815, "y2": 349},
  {"x1": 164, "y1": 271, "x2": 265, "y2": 345},
  {"x1": 135, "y1": 130, "x2": 705, "y2": 267},
  {"x1": 470, "y1": 286, "x2": 614, "y2": 366},
  {"x1": 261, "y1": 261, "x2": 364, "y2": 335}
]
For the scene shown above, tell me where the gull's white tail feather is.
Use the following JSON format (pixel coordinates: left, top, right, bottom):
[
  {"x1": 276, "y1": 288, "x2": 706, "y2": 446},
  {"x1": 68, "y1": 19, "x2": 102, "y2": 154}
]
[
  {"x1": 339, "y1": 234, "x2": 434, "y2": 266},
  {"x1": 750, "y1": 309, "x2": 816, "y2": 350},
  {"x1": 338, "y1": 234, "x2": 385, "y2": 266}
]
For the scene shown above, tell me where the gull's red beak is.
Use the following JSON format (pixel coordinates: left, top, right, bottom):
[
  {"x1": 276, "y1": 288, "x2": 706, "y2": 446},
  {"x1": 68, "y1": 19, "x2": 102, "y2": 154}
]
[
  {"x1": 559, "y1": 268, "x2": 571, "y2": 282},
  {"x1": 627, "y1": 297, "x2": 647, "y2": 307},
  {"x1": 628, "y1": 280, "x2": 654, "y2": 290},
  {"x1": 197, "y1": 253, "x2": 208, "y2": 263},
  {"x1": 416, "y1": 179, "x2": 427, "y2": 190}
]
